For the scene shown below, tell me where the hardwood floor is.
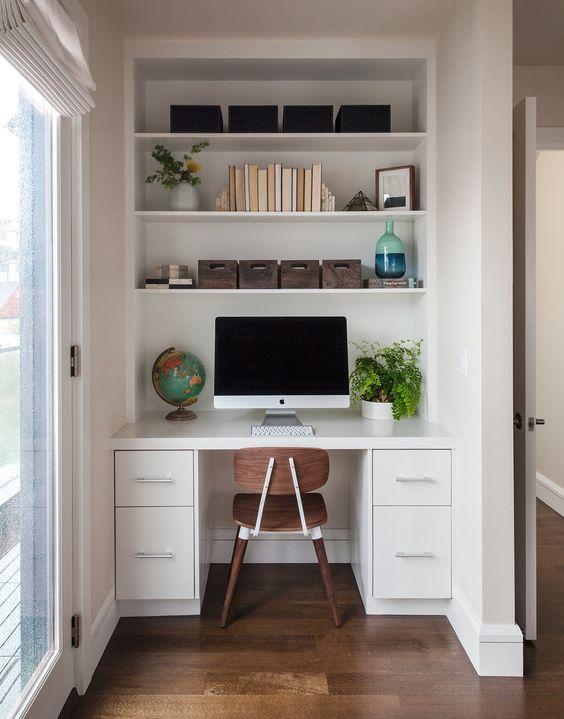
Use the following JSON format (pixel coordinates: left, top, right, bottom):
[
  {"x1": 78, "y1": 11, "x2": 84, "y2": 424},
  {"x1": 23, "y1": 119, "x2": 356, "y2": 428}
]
[{"x1": 72, "y1": 502, "x2": 564, "y2": 718}]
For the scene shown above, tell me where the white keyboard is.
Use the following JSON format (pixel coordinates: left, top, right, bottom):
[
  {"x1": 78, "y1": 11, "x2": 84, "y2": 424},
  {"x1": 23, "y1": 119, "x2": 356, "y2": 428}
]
[{"x1": 251, "y1": 425, "x2": 314, "y2": 437}]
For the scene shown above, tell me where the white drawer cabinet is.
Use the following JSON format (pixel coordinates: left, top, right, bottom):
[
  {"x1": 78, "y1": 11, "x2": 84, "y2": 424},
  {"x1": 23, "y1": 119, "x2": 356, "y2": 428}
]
[
  {"x1": 372, "y1": 506, "x2": 451, "y2": 599},
  {"x1": 373, "y1": 450, "x2": 451, "y2": 506},
  {"x1": 116, "y1": 506, "x2": 195, "y2": 600},
  {"x1": 115, "y1": 450, "x2": 193, "y2": 507}
]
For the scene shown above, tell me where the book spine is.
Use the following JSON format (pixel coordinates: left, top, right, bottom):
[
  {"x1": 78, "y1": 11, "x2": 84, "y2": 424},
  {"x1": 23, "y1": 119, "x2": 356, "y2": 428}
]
[
  {"x1": 291, "y1": 168, "x2": 297, "y2": 211},
  {"x1": 275, "y1": 163, "x2": 282, "y2": 212},
  {"x1": 297, "y1": 167, "x2": 305, "y2": 212},
  {"x1": 304, "y1": 168, "x2": 312, "y2": 211},
  {"x1": 244, "y1": 163, "x2": 250, "y2": 211},
  {"x1": 235, "y1": 166, "x2": 245, "y2": 211},
  {"x1": 267, "y1": 163, "x2": 275, "y2": 212},
  {"x1": 282, "y1": 168, "x2": 292, "y2": 212},
  {"x1": 249, "y1": 164, "x2": 259, "y2": 212},
  {"x1": 258, "y1": 169, "x2": 268, "y2": 212},
  {"x1": 311, "y1": 164, "x2": 322, "y2": 212},
  {"x1": 228, "y1": 166, "x2": 236, "y2": 211}
]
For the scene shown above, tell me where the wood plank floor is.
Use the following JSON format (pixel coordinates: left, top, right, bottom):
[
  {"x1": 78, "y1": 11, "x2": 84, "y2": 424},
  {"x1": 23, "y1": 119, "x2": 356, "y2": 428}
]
[{"x1": 72, "y1": 502, "x2": 564, "y2": 719}]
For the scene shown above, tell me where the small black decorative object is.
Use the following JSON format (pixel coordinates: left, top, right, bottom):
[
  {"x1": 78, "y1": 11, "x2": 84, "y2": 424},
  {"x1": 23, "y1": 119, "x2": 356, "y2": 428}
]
[
  {"x1": 336, "y1": 105, "x2": 391, "y2": 133},
  {"x1": 342, "y1": 191, "x2": 377, "y2": 212},
  {"x1": 229, "y1": 105, "x2": 278, "y2": 133},
  {"x1": 170, "y1": 105, "x2": 223, "y2": 133},
  {"x1": 282, "y1": 105, "x2": 333, "y2": 133}
]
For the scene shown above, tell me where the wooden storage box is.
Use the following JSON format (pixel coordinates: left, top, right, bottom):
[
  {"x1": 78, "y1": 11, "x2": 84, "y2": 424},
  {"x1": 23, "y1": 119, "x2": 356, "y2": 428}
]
[
  {"x1": 170, "y1": 105, "x2": 223, "y2": 133},
  {"x1": 280, "y1": 260, "x2": 320, "y2": 289},
  {"x1": 282, "y1": 105, "x2": 333, "y2": 133},
  {"x1": 229, "y1": 105, "x2": 278, "y2": 133},
  {"x1": 322, "y1": 259, "x2": 362, "y2": 289},
  {"x1": 239, "y1": 260, "x2": 278, "y2": 289},
  {"x1": 335, "y1": 105, "x2": 391, "y2": 133},
  {"x1": 198, "y1": 260, "x2": 238, "y2": 289}
]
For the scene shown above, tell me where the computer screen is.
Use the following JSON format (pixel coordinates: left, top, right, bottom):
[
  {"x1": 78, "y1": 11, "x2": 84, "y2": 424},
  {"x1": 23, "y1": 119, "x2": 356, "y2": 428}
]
[{"x1": 214, "y1": 316, "x2": 349, "y2": 409}]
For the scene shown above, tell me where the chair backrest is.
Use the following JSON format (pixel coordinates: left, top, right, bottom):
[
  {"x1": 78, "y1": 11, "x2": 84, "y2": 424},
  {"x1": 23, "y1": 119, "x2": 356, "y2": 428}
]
[{"x1": 233, "y1": 447, "x2": 329, "y2": 495}]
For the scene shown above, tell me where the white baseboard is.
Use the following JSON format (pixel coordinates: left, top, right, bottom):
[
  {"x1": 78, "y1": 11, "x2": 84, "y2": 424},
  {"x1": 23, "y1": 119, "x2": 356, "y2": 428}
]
[
  {"x1": 537, "y1": 472, "x2": 564, "y2": 517},
  {"x1": 210, "y1": 527, "x2": 350, "y2": 563},
  {"x1": 447, "y1": 586, "x2": 523, "y2": 676},
  {"x1": 119, "y1": 598, "x2": 202, "y2": 617},
  {"x1": 84, "y1": 587, "x2": 119, "y2": 689}
]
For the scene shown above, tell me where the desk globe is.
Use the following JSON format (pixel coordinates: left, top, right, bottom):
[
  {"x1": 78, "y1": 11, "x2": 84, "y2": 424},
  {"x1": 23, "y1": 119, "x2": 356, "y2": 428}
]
[{"x1": 152, "y1": 347, "x2": 206, "y2": 421}]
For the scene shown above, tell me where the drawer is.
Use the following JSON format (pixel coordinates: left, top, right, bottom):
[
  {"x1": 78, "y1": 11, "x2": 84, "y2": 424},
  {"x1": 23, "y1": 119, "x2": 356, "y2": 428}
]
[
  {"x1": 372, "y1": 507, "x2": 451, "y2": 598},
  {"x1": 372, "y1": 450, "x2": 451, "y2": 506},
  {"x1": 115, "y1": 450, "x2": 193, "y2": 507},
  {"x1": 116, "y1": 507, "x2": 195, "y2": 600}
]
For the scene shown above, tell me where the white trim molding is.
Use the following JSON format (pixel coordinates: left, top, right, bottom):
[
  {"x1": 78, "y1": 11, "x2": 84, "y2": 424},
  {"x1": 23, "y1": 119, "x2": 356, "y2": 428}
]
[
  {"x1": 83, "y1": 588, "x2": 119, "y2": 690},
  {"x1": 536, "y1": 472, "x2": 564, "y2": 517},
  {"x1": 448, "y1": 587, "x2": 523, "y2": 676},
  {"x1": 211, "y1": 527, "x2": 350, "y2": 563}
]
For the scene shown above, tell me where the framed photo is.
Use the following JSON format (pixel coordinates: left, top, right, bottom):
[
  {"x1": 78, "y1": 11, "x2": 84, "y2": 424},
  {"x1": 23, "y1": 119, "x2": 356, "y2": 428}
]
[{"x1": 375, "y1": 165, "x2": 415, "y2": 210}]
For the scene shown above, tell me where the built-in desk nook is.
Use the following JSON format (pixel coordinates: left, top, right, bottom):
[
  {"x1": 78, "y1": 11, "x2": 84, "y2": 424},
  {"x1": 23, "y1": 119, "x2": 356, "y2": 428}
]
[{"x1": 111, "y1": 410, "x2": 456, "y2": 617}]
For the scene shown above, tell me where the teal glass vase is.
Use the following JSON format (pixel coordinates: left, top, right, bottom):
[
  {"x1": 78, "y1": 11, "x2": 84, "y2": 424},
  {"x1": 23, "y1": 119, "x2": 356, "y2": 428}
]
[{"x1": 375, "y1": 220, "x2": 406, "y2": 279}]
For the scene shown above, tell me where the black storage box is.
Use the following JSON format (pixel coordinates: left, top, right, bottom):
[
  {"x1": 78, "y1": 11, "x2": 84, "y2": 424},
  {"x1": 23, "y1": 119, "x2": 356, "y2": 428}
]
[
  {"x1": 170, "y1": 105, "x2": 223, "y2": 133},
  {"x1": 229, "y1": 105, "x2": 278, "y2": 133},
  {"x1": 335, "y1": 105, "x2": 391, "y2": 133},
  {"x1": 282, "y1": 105, "x2": 333, "y2": 133}
]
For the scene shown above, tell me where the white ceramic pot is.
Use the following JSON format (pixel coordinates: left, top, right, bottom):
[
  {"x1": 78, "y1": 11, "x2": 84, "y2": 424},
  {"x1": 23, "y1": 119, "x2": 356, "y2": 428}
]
[
  {"x1": 361, "y1": 399, "x2": 394, "y2": 421},
  {"x1": 170, "y1": 183, "x2": 199, "y2": 211}
]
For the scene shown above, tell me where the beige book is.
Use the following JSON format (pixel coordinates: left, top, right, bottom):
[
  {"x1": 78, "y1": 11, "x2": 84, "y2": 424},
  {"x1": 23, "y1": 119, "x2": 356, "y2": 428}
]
[
  {"x1": 282, "y1": 168, "x2": 292, "y2": 212},
  {"x1": 297, "y1": 167, "x2": 305, "y2": 212},
  {"x1": 267, "y1": 163, "x2": 276, "y2": 212},
  {"x1": 303, "y1": 168, "x2": 312, "y2": 211},
  {"x1": 275, "y1": 163, "x2": 282, "y2": 211},
  {"x1": 311, "y1": 163, "x2": 322, "y2": 212},
  {"x1": 228, "y1": 166, "x2": 236, "y2": 211},
  {"x1": 235, "y1": 166, "x2": 245, "y2": 211},
  {"x1": 258, "y1": 168, "x2": 268, "y2": 212},
  {"x1": 249, "y1": 164, "x2": 259, "y2": 212}
]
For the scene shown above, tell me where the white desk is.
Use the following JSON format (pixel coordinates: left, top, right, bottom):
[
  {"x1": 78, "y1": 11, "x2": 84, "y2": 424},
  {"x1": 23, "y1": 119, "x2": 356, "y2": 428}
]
[{"x1": 111, "y1": 409, "x2": 456, "y2": 618}]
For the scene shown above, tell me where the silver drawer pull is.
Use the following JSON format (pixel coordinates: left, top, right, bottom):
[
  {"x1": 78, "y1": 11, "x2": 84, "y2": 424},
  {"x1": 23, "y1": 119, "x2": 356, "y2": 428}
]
[
  {"x1": 395, "y1": 476, "x2": 434, "y2": 483},
  {"x1": 395, "y1": 550, "x2": 434, "y2": 558},
  {"x1": 134, "y1": 477, "x2": 174, "y2": 484},
  {"x1": 134, "y1": 552, "x2": 174, "y2": 559}
]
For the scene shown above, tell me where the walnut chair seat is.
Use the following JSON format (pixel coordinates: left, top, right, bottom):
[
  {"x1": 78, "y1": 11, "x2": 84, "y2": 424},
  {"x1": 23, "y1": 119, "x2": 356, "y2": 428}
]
[{"x1": 233, "y1": 492, "x2": 328, "y2": 532}]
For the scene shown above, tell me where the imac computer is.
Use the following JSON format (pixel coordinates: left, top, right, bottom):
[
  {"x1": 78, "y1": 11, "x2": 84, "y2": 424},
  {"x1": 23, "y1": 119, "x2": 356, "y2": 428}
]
[{"x1": 214, "y1": 316, "x2": 349, "y2": 434}]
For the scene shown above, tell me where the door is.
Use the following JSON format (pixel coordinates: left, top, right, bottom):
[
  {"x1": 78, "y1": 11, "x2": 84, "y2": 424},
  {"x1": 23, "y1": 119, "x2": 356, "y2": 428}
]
[
  {"x1": 513, "y1": 97, "x2": 538, "y2": 641},
  {"x1": 0, "y1": 57, "x2": 74, "y2": 718}
]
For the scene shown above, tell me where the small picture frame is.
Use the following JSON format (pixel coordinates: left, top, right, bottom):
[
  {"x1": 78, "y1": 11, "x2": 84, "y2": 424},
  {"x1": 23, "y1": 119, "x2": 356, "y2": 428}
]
[{"x1": 375, "y1": 165, "x2": 415, "y2": 210}]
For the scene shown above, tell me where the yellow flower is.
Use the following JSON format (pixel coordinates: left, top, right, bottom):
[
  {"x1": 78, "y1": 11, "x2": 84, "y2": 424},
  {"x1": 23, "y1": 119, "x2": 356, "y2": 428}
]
[{"x1": 186, "y1": 159, "x2": 201, "y2": 173}]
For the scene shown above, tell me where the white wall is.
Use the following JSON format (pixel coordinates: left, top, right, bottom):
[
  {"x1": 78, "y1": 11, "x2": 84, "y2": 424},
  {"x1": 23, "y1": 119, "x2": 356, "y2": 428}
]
[
  {"x1": 80, "y1": 0, "x2": 126, "y2": 619},
  {"x1": 437, "y1": 0, "x2": 515, "y2": 626},
  {"x1": 536, "y1": 151, "x2": 564, "y2": 492},
  {"x1": 514, "y1": 66, "x2": 564, "y2": 127}
]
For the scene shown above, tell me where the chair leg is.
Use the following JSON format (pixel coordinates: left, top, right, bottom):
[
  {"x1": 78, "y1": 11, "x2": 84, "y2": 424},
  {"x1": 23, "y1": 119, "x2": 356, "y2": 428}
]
[
  {"x1": 312, "y1": 530, "x2": 341, "y2": 628},
  {"x1": 221, "y1": 527, "x2": 249, "y2": 628},
  {"x1": 226, "y1": 525, "x2": 240, "y2": 584}
]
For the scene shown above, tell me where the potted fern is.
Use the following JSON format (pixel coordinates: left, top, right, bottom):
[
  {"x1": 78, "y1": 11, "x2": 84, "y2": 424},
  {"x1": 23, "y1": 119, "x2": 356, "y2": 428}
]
[
  {"x1": 146, "y1": 142, "x2": 209, "y2": 211},
  {"x1": 350, "y1": 339, "x2": 423, "y2": 420}
]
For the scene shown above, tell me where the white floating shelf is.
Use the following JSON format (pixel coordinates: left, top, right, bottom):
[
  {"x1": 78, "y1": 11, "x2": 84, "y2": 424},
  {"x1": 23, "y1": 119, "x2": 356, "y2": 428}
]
[
  {"x1": 136, "y1": 288, "x2": 426, "y2": 296},
  {"x1": 134, "y1": 210, "x2": 427, "y2": 224},
  {"x1": 134, "y1": 132, "x2": 427, "y2": 153}
]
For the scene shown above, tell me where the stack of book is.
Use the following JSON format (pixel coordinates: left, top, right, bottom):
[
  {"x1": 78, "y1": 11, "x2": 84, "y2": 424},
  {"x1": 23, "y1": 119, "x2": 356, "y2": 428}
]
[
  {"x1": 227, "y1": 163, "x2": 325, "y2": 212},
  {"x1": 145, "y1": 264, "x2": 194, "y2": 290}
]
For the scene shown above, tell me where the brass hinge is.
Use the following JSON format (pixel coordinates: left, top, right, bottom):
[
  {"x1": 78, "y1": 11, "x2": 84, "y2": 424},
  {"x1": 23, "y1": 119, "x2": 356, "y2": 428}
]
[
  {"x1": 71, "y1": 614, "x2": 80, "y2": 648},
  {"x1": 70, "y1": 345, "x2": 80, "y2": 378}
]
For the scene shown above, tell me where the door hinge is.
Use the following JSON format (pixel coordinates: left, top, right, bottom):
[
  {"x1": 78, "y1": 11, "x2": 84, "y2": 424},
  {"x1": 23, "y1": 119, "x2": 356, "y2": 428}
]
[
  {"x1": 70, "y1": 345, "x2": 80, "y2": 378},
  {"x1": 71, "y1": 614, "x2": 80, "y2": 648}
]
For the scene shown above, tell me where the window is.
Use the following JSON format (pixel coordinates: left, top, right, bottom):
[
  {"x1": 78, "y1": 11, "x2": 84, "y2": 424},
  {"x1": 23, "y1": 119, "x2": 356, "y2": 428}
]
[{"x1": 0, "y1": 55, "x2": 57, "y2": 718}]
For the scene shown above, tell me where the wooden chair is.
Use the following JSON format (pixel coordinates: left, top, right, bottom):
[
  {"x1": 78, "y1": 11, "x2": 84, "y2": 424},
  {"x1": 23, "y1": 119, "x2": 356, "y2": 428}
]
[{"x1": 221, "y1": 447, "x2": 341, "y2": 628}]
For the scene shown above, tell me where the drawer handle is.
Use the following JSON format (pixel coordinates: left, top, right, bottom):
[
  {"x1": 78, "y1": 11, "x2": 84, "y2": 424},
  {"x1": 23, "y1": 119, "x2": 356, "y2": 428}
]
[
  {"x1": 395, "y1": 550, "x2": 434, "y2": 558},
  {"x1": 134, "y1": 477, "x2": 174, "y2": 484},
  {"x1": 395, "y1": 476, "x2": 434, "y2": 483},
  {"x1": 134, "y1": 552, "x2": 174, "y2": 559}
]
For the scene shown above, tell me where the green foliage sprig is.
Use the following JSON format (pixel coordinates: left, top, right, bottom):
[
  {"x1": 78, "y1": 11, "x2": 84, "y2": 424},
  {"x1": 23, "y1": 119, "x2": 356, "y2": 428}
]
[
  {"x1": 145, "y1": 142, "x2": 209, "y2": 188},
  {"x1": 350, "y1": 339, "x2": 423, "y2": 420}
]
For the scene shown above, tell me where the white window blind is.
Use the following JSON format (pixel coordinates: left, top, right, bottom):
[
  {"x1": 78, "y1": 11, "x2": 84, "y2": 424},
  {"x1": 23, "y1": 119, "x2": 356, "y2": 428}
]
[{"x1": 0, "y1": 0, "x2": 95, "y2": 116}]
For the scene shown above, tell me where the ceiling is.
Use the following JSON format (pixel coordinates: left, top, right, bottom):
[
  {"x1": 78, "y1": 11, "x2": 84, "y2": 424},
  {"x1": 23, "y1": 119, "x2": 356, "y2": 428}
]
[
  {"x1": 117, "y1": 0, "x2": 457, "y2": 39},
  {"x1": 514, "y1": 0, "x2": 564, "y2": 65}
]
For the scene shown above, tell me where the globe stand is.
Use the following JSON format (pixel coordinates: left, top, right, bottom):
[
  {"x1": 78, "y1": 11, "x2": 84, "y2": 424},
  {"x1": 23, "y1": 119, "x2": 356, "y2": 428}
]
[{"x1": 165, "y1": 398, "x2": 198, "y2": 422}]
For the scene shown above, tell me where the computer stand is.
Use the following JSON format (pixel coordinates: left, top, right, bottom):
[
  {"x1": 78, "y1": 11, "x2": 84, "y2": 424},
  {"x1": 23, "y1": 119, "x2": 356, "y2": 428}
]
[{"x1": 261, "y1": 410, "x2": 303, "y2": 427}]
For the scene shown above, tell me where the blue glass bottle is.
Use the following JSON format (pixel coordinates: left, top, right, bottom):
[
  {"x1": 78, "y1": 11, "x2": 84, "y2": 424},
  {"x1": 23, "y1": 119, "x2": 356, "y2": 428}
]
[{"x1": 375, "y1": 220, "x2": 406, "y2": 279}]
